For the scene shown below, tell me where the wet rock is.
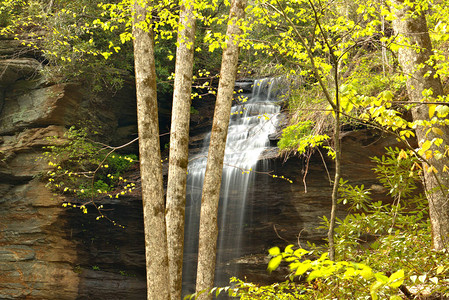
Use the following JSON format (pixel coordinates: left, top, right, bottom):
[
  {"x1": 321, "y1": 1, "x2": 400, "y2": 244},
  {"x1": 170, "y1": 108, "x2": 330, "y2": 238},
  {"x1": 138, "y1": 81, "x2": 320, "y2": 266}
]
[
  {"x1": 235, "y1": 80, "x2": 254, "y2": 93},
  {"x1": 268, "y1": 112, "x2": 288, "y2": 143}
]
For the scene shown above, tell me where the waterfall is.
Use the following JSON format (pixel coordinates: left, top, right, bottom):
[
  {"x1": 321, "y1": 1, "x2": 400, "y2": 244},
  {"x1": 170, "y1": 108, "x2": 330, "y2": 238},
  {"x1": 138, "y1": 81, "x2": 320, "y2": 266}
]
[{"x1": 182, "y1": 78, "x2": 284, "y2": 296}]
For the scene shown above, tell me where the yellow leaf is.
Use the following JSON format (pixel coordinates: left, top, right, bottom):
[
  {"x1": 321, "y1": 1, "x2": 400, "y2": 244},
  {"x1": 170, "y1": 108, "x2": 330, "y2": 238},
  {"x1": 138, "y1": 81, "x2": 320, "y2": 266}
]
[
  {"x1": 428, "y1": 165, "x2": 438, "y2": 174},
  {"x1": 360, "y1": 267, "x2": 374, "y2": 280},
  {"x1": 267, "y1": 255, "x2": 282, "y2": 272},
  {"x1": 388, "y1": 269, "x2": 404, "y2": 288},
  {"x1": 420, "y1": 140, "x2": 432, "y2": 154},
  {"x1": 397, "y1": 149, "x2": 408, "y2": 160},
  {"x1": 429, "y1": 104, "x2": 436, "y2": 119},
  {"x1": 268, "y1": 247, "x2": 281, "y2": 256},
  {"x1": 432, "y1": 127, "x2": 444, "y2": 136},
  {"x1": 325, "y1": 104, "x2": 332, "y2": 115},
  {"x1": 295, "y1": 262, "x2": 311, "y2": 276}
]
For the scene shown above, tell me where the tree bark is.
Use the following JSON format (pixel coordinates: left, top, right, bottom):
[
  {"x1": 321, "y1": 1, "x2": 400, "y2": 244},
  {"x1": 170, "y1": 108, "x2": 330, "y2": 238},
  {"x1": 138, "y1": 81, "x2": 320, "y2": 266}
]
[
  {"x1": 166, "y1": 1, "x2": 196, "y2": 299},
  {"x1": 132, "y1": 1, "x2": 170, "y2": 299},
  {"x1": 392, "y1": 0, "x2": 449, "y2": 250},
  {"x1": 328, "y1": 62, "x2": 341, "y2": 261},
  {"x1": 195, "y1": 0, "x2": 247, "y2": 298}
]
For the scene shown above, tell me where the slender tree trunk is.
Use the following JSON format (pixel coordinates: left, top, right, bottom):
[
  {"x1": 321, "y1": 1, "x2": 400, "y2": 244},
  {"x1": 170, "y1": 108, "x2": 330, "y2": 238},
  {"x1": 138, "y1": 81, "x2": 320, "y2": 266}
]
[
  {"x1": 195, "y1": 0, "x2": 247, "y2": 298},
  {"x1": 166, "y1": 1, "x2": 196, "y2": 299},
  {"x1": 305, "y1": 0, "x2": 342, "y2": 261},
  {"x1": 132, "y1": 1, "x2": 170, "y2": 299},
  {"x1": 328, "y1": 63, "x2": 341, "y2": 261},
  {"x1": 392, "y1": 0, "x2": 449, "y2": 250},
  {"x1": 381, "y1": 0, "x2": 387, "y2": 75}
]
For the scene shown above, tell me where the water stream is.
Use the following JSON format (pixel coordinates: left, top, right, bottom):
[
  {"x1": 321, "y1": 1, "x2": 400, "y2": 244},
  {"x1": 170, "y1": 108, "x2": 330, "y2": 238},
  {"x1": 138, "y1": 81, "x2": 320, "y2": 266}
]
[{"x1": 182, "y1": 78, "x2": 284, "y2": 296}]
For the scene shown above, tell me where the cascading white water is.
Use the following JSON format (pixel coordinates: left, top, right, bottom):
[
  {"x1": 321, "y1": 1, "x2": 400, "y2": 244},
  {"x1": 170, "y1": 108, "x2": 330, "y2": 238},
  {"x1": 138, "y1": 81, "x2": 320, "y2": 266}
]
[{"x1": 182, "y1": 78, "x2": 284, "y2": 296}]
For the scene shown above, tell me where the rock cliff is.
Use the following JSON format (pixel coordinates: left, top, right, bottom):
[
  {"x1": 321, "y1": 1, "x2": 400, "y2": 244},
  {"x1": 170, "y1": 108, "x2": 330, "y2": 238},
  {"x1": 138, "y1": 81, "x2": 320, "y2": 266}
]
[
  {"x1": 0, "y1": 35, "x2": 146, "y2": 299},
  {"x1": 0, "y1": 35, "x2": 403, "y2": 299}
]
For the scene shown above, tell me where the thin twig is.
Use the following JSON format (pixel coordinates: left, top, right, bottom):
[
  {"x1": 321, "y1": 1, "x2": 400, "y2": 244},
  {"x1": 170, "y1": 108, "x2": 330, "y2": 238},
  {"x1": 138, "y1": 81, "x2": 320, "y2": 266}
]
[
  {"x1": 317, "y1": 147, "x2": 332, "y2": 186},
  {"x1": 302, "y1": 151, "x2": 311, "y2": 193},
  {"x1": 297, "y1": 228, "x2": 305, "y2": 248},
  {"x1": 273, "y1": 224, "x2": 291, "y2": 244}
]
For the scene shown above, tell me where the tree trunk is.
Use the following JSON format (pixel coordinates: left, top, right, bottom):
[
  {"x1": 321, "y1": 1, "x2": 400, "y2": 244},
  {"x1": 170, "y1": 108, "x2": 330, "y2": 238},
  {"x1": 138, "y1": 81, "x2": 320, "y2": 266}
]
[
  {"x1": 132, "y1": 1, "x2": 170, "y2": 299},
  {"x1": 392, "y1": 0, "x2": 449, "y2": 250},
  {"x1": 166, "y1": 1, "x2": 196, "y2": 299},
  {"x1": 195, "y1": 0, "x2": 247, "y2": 298},
  {"x1": 328, "y1": 62, "x2": 341, "y2": 261}
]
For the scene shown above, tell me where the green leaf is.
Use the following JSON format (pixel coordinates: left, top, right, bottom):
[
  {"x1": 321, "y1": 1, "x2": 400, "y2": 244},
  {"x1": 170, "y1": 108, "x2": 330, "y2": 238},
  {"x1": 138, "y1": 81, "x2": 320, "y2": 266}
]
[
  {"x1": 293, "y1": 248, "x2": 309, "y2": 258},
  {"x1": 343, "y1": 267, "x2": 356, "y2": 278},
  {"x1": 383, "y1": 90, "x2": 394, "y2": 101},
  {"x1": 432, "y1": 127, "x2": 444, "y2": 136},
  {"x1": 289, "y1": 262, "x2": 300, "y2": 269},
  {"x1": 420, "y1": 140, "x2": 432, "y2": 154},
  {"x1": 436, "y1": 266, "x2": 445, "y2": 274},
  {"x1": 267, "y1": 255, "x2": 282, "y2": 272},
  {"x1": 101, "y1": 51, "x2": 112, "y2": 59},
  {"x1": 318, "y1": 252, "x2": 329, "y2": 261},
  {"x1": 374, "y1": 272, "x2": 389, "y2": 284},
  {"x1": 285, "y1": 256, "x2": 297, "y2": 262},
  {"x1": 390, "y1": 43, "x2": 400, "y2": 52},
  {"x1": 340, "y1": 84, "x2": 348, "y2": 94},
  {"x1": 370, "y1": 281, "x2": 383, "y2": 300}
]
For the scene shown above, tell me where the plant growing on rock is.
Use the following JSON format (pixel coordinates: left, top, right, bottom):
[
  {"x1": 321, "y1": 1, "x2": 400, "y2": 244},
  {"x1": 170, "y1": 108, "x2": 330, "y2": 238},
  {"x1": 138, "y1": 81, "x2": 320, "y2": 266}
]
[{"x1": 42, "y1": 126, "x2": 138, "y2": 224}]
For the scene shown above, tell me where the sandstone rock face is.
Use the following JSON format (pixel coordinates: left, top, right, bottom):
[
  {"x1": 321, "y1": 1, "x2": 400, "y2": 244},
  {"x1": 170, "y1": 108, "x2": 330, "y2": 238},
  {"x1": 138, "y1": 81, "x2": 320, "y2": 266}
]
[
  {"x1": 0, "y1": 36, "x2": 145, "y2": 299},
  {"x1": 0, "y1": 84, "x2": 83, "y2": 134},
  {"x1": 0, "y1": 58, "x2": 42, "y2": 87},
  {"x1": 0, "y1": 180, "x2": 79, "y2": 299}
]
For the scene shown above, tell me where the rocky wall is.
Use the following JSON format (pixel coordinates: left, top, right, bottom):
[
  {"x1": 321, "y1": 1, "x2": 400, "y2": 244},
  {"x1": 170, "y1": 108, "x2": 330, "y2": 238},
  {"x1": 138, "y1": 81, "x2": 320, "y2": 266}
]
[
  {"x1": 0, "y1": 35, "x2": 146, "y2": 299},
  {"x1": 0, "y1": 34, "x2": 406, "y2": 299}
]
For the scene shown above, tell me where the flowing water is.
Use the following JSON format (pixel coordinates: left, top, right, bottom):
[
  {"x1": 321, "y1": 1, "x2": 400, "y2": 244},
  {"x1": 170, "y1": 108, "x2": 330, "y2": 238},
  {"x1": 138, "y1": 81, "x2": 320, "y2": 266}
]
[{"x1": 182, "y1": 78, "x2": 285, "y2": 296}]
